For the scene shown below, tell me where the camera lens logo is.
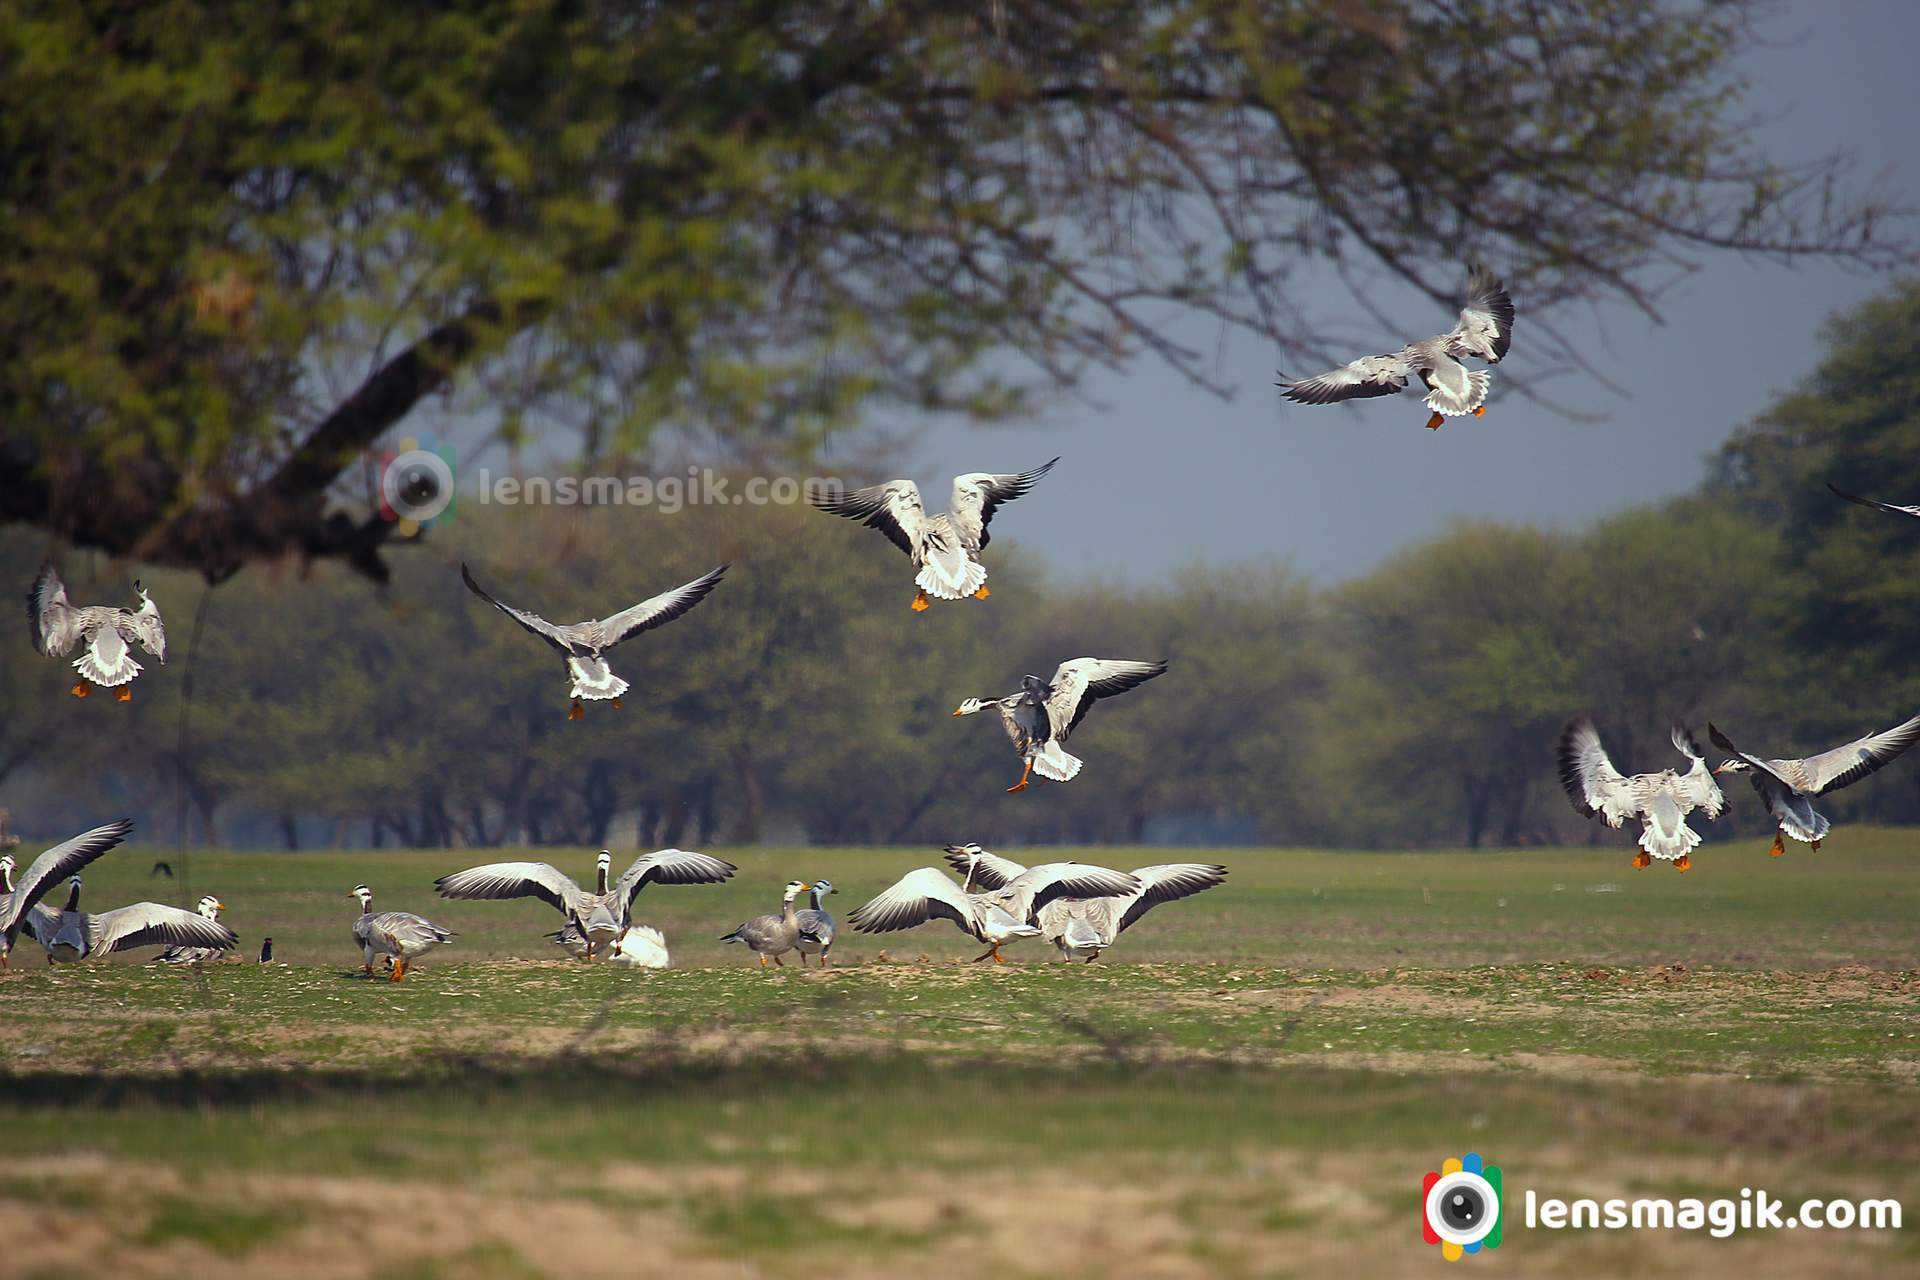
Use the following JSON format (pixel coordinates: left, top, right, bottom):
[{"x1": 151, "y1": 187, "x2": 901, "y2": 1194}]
[
  {"x1": 379, "y1": 432, "x2": 457, "y2": 536},
  {"x1": 1423, "y1": 1153, "x2": 1502, "y2": 1260}
]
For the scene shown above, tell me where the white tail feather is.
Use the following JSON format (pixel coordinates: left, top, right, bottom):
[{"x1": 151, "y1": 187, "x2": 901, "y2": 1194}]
[
  {"x1": 567, "y1": 656, "x2": 630, "y2": 701},
  {"x1": 1030, "y1": 741, "x2": 1083, "y2": 783},
  {"x1": 915, "y1": 551, "x2": 987, "y2": 600},
  {"x1": 74, "y1": 644, "x2": 140, "y2": 687},
  {"x1": 1424, "y1": 369, "x2": 1492, "y2": 416},
  {"x1": 1638, "y1": 818, "x2": 1702, "y2": 861}
]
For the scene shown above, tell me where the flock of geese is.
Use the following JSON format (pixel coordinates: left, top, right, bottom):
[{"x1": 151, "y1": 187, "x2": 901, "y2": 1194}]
[{"x1": 11, "y1": 263, "x2": 1920, "y2": 983}]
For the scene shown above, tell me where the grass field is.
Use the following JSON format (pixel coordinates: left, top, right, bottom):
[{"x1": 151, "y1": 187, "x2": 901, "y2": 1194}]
[{"x1": 4, "y1": 831, "x2": 1918, "y2": 1277}]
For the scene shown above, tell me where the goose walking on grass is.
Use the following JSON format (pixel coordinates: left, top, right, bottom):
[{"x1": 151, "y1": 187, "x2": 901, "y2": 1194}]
[
  {"x1": 1828, "y1": 483, "x2": 1920, "y2": 521},
  {"x1": 810, "y1": 459, "x2": 1058, "y2": 611},
  {"x1": 461, "y1": 562, "x2": 727, "y2": 720},
  {"x1": 350, "y1": 885, "x2": 454, "y2": 981},
  {"x1": 1278, "y1": 265, "x2": 1514, "y2": 431},
  {"x1": 940, "y1": 846, "x2": 1227, "y2": 961},
  {"x1": 1709, "y1": 714, "x2": 1920, "y2": 857},
  {"x1": 31, "y1": 876, "x2": 237, "y2": 964},
  {"x1": 794, "y1": 879, "x2": 838, "y2": 966},
  {"x1": 1557, "y1": 719, "x2": 1725, "y2": 871},
  {"x1": 1, "y1": 820, "x2": 133, "y2": 968},
  {"x1": 437, "y1": 848, "x2": 735, "y2": 959},
  {"x1": 848, "y1": 856, "x2": 1139, "y2": 964},
  {"x1": 151, "y1": 896, "x2": 231, "y2": 964},
  {"x1": 27, "y1": 564, "x2": 166, "y2": 701},
  {"x1": 547, "y1": 920, "x2": 670, "y2": 968},
  {"x1": 954, "y1": 658, "x2": 1168, "y2": 792},
  {"x1": 721, "y1": 880, "x2": 812, "y2": 967}
]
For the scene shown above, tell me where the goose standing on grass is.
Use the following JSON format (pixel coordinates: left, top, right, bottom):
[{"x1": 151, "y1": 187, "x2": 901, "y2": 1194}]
[
  {"x1": 547, "y1": 920, "x2": 670, "y2": 968},
  {"x1": 151, "y1": 896, "x2": 231, "y2": 963},
  {"x1": 461, "y1": 562, "x2": 727, "y2": 720},
  {"x1": 1557, "y1": 719, "x2": 1725, "y2": 871},
  {"x1": 27, "y1": 564, "x2": 167, "y2": 700},
  {"x1": 1, "y1": 820, "x2": 133, "y2": 968},
  {"x1": 1828, "y1": 483, "x2": 1920, "y2": 521},
  {"x1": 721, "y1": 880, "x2": 813, "y2": 968},
  {"x1": 437, "y1": 848, "x2": 735, "y2": 958},
  {"x1": 1278, "y1": 265, "x2": 1514, "y2": 431},
  {"x1": 350, "y1": 885, "x2": 454, "y2": 981},
  {"x1": 849, "y1": 857, "x2": 1139, "y2": 963},
  {"x1": 1709, "y1": 715, "x2": 1920, "y2": 857},
  {"x1": 33, "y1": 876, "x2": 237, "y2": 963},
  {"x1": 955, "y1": 658, "x2": 1168, "y2": 792},
  {"x1": 810, "y1": 459, "x2": 1058, "y2": 611},
  {"x1": 794, "y1": 879, "x2": 838, "y2": 967},
  {"x1": 941, "y1": 846, "x2": 1227, "y2": 962}
]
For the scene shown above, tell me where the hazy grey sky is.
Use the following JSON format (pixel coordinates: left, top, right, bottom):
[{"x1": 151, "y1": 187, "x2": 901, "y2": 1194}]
[{"x1": 870, "y1": 1, "x2": 1918, "y2": 586}]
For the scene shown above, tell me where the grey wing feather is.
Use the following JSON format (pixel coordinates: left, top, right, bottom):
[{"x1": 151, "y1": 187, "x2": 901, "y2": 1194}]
[
  {"x1": 587, "y1": 564, "x2": 728, "y2": 650},
  {"x1": 1669, "y1": 726, "x2": 1726, "y2": 819},
  {"x1": 1278, "y1": 354, "x2": 1410, "y2": 404},
  {"x1": 1828, "y1": 483, "x2": 1920, "y2": 520},
  {"x1": 90, "y1": 903, "x2": 239, "y2": 955},
  {"x1": 615, "y1": 849, "x2": 737, "y2": 909},
  {"x1": 27, "y1": 561, "x2": 84, "y2": 657},
  {"x1": 950, "y1": 458, "x2": 1058, "y2": 551},
  {"x1": 1798, "y1": 712, "x2": 1920, "y2": 794},
  {"x1": 1045, "y1": 658, "x2": 1169, "y2": 741},
  {"x1": 810, "y1": 480, "x2": 924, "y2": 557},
  {"x1": 846, "y1": 868, "x2": 977, "y2": 934},
  {"x1": 1556, "y1": 718, "x2": 1634, "y2": 826},
  {"x1": 1445, "y1": 264, "x2": 1514, "y2": 363},
  {"x1": 461, "y1": 563, "x2": 577, "y2": 653},
  {"x1": 3, "y1": 820, "x2": 133, "y2": 939},
  {"x1": 1115, "y1": 863, "x2": 1228, "y2": 935},
  {"x1": 434, "y1": 861, "x2": 583, "y2": 915},
  {"x1": 939, "y1": 845, "x2": 1030, "y2": 890}
]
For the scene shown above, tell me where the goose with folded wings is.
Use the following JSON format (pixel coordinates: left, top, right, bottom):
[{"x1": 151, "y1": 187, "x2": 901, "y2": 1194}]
[
  {"x1": 848, "y1": 856, "x2": 1138, "y2": 963},
  {"x1": 941, "y1": 845, "x2": 1227, "y2": 961},
  {"x1": 810, "y1": 459, "x2": 1058, "y2": 611},
  {"x1": 436, "y1": 847, "x2": 736, "y2": 959},
  {"x1": 1278, "y1": 265, "x2": 1514, "y2": 431},
  {"x1": 1557, "y1": 719, "x2": 1725, "y2": 871},
  {"x1": 954, "y1": 658, "x2": 1168, "y2": 792},
  {"x1": 1710, "y1": 714, "x2": 1920, "y2": 857},
  {"x1": 461, "y1": 561, "x2": 726, "y2": 719}
]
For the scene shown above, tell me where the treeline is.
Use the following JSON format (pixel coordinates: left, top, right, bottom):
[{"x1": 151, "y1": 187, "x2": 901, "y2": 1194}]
[{"x1": 4, "y1": 283, "x2": 1919, "y2": 850}]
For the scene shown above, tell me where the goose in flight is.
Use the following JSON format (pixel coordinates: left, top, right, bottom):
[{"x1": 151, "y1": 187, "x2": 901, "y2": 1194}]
[
  {"x1": 1278, "y1": 265, "x2": 1514, "y2": 430},
  {"x1": 548, "y1": 921, "x2": 669, "y2": 967},
  {"x1": 810, "y1": 459, "x2": 1058, "y2": 611},
  {"x1": 437, "y1": 848, "x2": 736, "y2": 958},
  {"x1": 152, "y1": 896, "x2": 231, "y2": 963},
  {"x1": 1557, "y1": 719, "x2": 1725, "y2": 870},
  {"x1": 720, "y1": 880, "x2": 812, "y2": 968},
  {"x1": 848, "y1": 857, "x2": 1139, "y2": 963},
  {"x1": 794, "y1": 879, "x2": 838, "y2": 967},
  {"x1": 461, "y1": 561, "x2": 727, "y2": 719},
  {"x1": 350, "y1": 884, "x2": 455, "y2": 980},
  {"x1": 955, "y1": 658, "x2": 1168, "y2": 791},
  {"x1": 941, "y1": 845, "x2": 1226, "y2": 961},
  {"x1": 1828, "y1": 483, "x2": 1920, "y2": 521},
  {"x1": 27, "y1": 563, "x2": 167, "y2": 700},
  {"x1": 31, "y1": 876, "x2": 238, "y2": 963},
  {"x1": 1709, "y1": 714, "x2": 1920, "y2": 857},
  {"x1": 1, "y1": 820, "x2": 133, "y2": 967}
]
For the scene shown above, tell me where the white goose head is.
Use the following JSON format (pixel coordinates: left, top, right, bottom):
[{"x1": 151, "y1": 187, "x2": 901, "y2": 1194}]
[
  {"x1": 952, "y1": 698, "x2": 990, "y2": 717},
  {"x1": 783, "y1": 879, "x2": 812, "y2": 903},
  {"x1": 351, "y1": 884, "x2": 374, "y2": 912},
  {"x1": 197, "y1": 895, "x2": 225, "y2": 921}
]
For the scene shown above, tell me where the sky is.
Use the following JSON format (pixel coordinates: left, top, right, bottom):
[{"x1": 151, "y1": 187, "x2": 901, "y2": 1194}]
[{"x1": 850, "y1": 0, "x2": 1920, "y2": 586}]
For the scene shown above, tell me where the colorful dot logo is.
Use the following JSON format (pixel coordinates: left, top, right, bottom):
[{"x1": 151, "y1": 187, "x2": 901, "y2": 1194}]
[
  {"x1": 1423, "y1": 1153, "x2": 1503, "y2": 1260},
  {"x1": 378, "y1": 432, "x2": 457, "y2": 536}
]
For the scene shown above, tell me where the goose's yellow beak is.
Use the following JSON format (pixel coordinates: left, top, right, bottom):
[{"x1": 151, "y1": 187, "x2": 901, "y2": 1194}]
[
  {"x1": 951, "y1": 706, "x2": 965, "y2": 716},
  {"x1": 212, "y1": 900, "x2": 226, "y2": 912}
]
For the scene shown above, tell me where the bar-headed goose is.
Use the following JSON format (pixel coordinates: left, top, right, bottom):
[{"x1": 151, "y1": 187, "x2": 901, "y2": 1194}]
[
  {"x1": 849, "y1": 857, "x2": 1139, "y2": 963},
  {"x1": 35, "y1": 876, "x2": 238, "y2": 963},
  {"x1": 152, "y1": 896, "x2": 231, "y2": 963},
  {"x1": 437, "y1": 848, "x2": 735, "y2": 958},
  {"x1": 1828, "y1": 483, "x2": 1920, "y2": 521},
  {"x1": 955, "y1": 658, "x2": 1168, "y2": 791},
  {"x1": 810, "y1": 459, "x2": 1058, "y2": 611},
  {"x1": 795, "y1": 879, "x2": 838, "y2": 966},
  {"x1": 941, "y1": 845, "x2": 1226, "y2": 961},
  {"x1": 721, "y1": 880, "x2": 812, "y2": 968},
  {"x1": 350, "y1": 884, "x2": 455, "y2": 981},
  {"x1": 1558, "y1": 719, "x2": 1725, "y2": 870},
  {"x1": 1, "y1": 820, "x2": 133, "y2": 967},
  {"x1": 461, "y1": 561, "x2": 727, "y2": 720},
  {"x1": 1279, "y1": 265, "x2": 1514, "y2": 430},
  {"x1": 1710, "y1": 714, "x2": 1920, "y2": 857},
  {"x1": 28, "y1": 564, "x2": 166, "y2": 700}
]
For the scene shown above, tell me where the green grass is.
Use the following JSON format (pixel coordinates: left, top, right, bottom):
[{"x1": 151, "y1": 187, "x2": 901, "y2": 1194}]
[{"x1": 3, "y1": 832, "x2": 1918, "y2": 1277}]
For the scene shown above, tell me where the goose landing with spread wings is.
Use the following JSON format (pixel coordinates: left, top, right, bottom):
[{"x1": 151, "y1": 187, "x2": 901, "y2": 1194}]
[
  {"x1": 810, "y1": 459, "x2": 1057, "y2": 611},
  {"x1": 28, "y1": 564, "x2": 166, "y2": 701},
  {"x1": 941, "y1": 846, "x2": 1226, "y2": 961},
  {"x1": 848, "y1": 857, "x2": 1139, "y2": 963},
  {"x1": 437, "y1": 848, "x2": 736, "y2": 958},
  {"x1": 1279, "y1": 265, "x2": 1514, "y2": 431},
  {"x1": 954, "y1": 658, "x2": 1168, "y2": 792},
  {"x1": 1710, "y1": 714, "x2": 1920, "y2": 857},
  {"x1": 461, "y1": 562, "x2": 726, "y2": 719},
  {"x1": 1557, "y1": 719, "x2": 1725, "y2": 871}
]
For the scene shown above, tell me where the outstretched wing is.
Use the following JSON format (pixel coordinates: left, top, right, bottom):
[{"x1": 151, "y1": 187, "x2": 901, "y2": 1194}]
[
  {"x1": 615, "y1": 848, "x2": 737, "y2": 909},
  {"x1": 846, "y1": 868, "x2": 977, "y2": 934},
  {"x1": 587, "y1": 564, "x2": 728, "y2": 651},
  {"x1": 940, "y1": 844, "x2": 1031, "y2": 890},
  {"x1": 1116, "y1": 863, "x2": 1229, "y2": 935},
  {"x1": 809, "y1": 480, "x2": 927, "y2": 557},
  {"x1": 1278, "y1": 354, "x2": 1411, "y2": 405},
  {"x1": 434, "y1": 861, "x2": 584, "y2": 916},
  {"x1": 1042, "y1": 658, "x2": 1169, "y2": 742},
  {"x1": 1002, "y1": 863, "x2": 1142, "y2": 921},
  {"x1": 1706, "y1": 723, "x2": 1800, "y2": 798},
  {"x1": 2, "y1": 820, "x2": 133, "y2": 940},
  {"x1": 1444, "y1": 264, "x2": 1514, "y2": 363},
  {"x1": 90, "y1": 903, "x2": 239, "y2": 955},
  {"x1": 1828, "y1": 483, "x2": 1920, "y2": 521},
  {"x1": 1556, "y1": 718, "x2": 1636, "y2": 827},
  {"x1": 948, "y1": 458, "x2": 1059, "y2": 551},
  {"x1": 1669, "y1": 725, "x2": 1726, "y2": 820},
  {"x1": 460, "y1": 563, "x2": 578, "y2": 653},
  {"x1": 1796, "y1": 712, "x2": 1920, "y2": 795},
  {"x1": 27, "y1": 561, "x2": 85, "y2": 657}
]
